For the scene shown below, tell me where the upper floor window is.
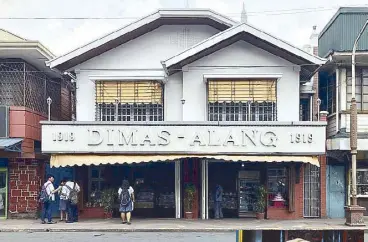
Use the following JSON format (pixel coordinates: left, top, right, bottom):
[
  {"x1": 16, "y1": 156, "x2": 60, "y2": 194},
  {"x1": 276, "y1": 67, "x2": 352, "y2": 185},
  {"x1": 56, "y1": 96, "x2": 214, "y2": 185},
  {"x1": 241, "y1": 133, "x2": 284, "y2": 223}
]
[
  {"x1": 300, "y1": 98, "x2": 311, "y2": 121},
  {"x1": 95, "y1": 81, "x2": 163, "y2": 121},
  {"x1": 207, "y1": 79, "x2": 277, "y2": 121},
  {"x1": 347, "y1": 69, "x2": 368, "y2": 110}
]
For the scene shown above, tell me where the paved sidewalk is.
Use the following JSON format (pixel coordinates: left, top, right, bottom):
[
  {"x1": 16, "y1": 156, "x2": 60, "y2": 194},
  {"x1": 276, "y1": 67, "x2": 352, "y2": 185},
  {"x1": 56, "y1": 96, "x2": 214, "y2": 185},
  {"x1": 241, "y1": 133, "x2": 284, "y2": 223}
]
[{"x1": 0, "y1": 218, "x2": 366, "y2": 232}]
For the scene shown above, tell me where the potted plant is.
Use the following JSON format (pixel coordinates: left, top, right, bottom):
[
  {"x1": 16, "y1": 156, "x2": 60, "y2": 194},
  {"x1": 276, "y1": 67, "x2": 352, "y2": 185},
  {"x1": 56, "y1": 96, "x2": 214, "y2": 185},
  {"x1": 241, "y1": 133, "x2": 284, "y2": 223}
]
[
  {"x1": 184, "y1": 183, "x2": 196, "y2": 219},
  {"x1": 254, "y1": 185, "x2": 267, "y2": 220},
  {"x1": 101, "y1": 188, "x2": 116, "y2": 219}
]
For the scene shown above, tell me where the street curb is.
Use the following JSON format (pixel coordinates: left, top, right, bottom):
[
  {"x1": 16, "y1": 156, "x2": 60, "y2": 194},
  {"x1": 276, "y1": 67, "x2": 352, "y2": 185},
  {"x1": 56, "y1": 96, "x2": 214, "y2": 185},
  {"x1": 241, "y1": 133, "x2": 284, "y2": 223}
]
[
  {"x1": 0, "y1": 227, "x2": 367, "y2": 232},
  {"x1": 0, "y1": 228, "x2": 238, "y2": 233}
]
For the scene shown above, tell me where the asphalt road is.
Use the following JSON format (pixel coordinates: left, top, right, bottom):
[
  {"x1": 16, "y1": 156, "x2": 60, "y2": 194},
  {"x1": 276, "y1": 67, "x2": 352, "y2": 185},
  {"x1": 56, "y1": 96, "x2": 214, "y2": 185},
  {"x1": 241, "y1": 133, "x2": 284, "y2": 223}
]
[{"x1": 0, "y1": 232, "x2": 235, "y2": 242}]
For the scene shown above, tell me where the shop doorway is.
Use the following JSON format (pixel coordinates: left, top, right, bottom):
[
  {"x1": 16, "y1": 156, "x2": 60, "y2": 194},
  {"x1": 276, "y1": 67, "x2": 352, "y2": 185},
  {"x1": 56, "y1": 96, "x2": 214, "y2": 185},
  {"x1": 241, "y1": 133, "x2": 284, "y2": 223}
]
[
  {"x1": 326, "y1": 165, "x2": 345, "y2": 218},
  {"x1": 0, "y1": 168, "x2": 7, "y2": 219},
  {"x1": 80, "y1": 162, "x2": 176, "y2": 219},
  {"x1": 238, "y1": 170, "x2": 260, "y2": 218},
  {"x1": 304, "y1": 163, "x2": 321, "y2": 217},
  {"x1": 208, "y1": 162, "x2": 262, "y2": 218}
]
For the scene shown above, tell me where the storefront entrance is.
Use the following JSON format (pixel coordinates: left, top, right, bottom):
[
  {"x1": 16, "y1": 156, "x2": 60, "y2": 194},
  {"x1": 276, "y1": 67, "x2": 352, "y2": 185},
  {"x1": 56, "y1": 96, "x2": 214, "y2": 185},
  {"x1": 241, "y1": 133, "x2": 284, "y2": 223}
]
[
  {"x1": 0, "y1": 167, "x2": 7, "y2": 219},
  {"x1": 74, "y1": 162, "x2": 176, "y2": 219},
  {"x1": 208, "y1": 162, "x2": 263, "y2": 218},
  {"x1": 207, "y1": 161, "x2": 295, "y2": 219}
]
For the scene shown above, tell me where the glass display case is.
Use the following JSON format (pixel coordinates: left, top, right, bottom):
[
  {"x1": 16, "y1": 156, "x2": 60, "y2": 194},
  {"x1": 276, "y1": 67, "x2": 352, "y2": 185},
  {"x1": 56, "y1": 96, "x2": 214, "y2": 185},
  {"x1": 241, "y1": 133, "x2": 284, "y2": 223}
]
[
  {"x1": 238, "y1": 170, "x2": 260, "y2": 217},
  {"x1": 209, "y1": 191, "x2": 237, "y2": 210},
  {"x1": 135, "y1": 187, "x2": 155, "y2": 209},
  {"x1": 157, "y1": 192, "x2": 175, "y2": 208}
]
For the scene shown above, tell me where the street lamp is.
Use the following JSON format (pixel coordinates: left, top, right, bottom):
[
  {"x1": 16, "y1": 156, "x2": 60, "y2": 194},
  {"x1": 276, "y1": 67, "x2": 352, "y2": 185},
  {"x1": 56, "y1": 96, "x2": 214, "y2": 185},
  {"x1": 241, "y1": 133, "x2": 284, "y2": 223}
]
[
  {"x1": 346, "y1": 19, "x2": 368, "y2": 226},
  {"x1": 47, "y1": 97, "x2": 52, "y2": 121}
]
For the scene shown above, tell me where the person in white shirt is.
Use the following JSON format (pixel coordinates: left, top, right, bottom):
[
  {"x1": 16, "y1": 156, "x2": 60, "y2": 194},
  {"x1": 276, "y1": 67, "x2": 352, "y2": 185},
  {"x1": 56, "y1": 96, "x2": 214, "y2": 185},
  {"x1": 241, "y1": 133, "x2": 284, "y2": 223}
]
[
  {"x1": 118, "y1": 180, "x2": 135, "y2": 225},
  {"x1": 41, "y1": 174, "x2": 57, "y2": 224},
  {"x1": 55, "y1": 179, "x2": 67, "y2": 222},
  {"x1": 63, "y1": 179, "x2": 80, "y2": 223}
]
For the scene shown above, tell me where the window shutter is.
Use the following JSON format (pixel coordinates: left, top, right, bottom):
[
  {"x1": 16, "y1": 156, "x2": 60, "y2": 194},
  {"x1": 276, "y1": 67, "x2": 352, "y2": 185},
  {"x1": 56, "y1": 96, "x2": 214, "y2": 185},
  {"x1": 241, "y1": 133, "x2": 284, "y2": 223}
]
[
  {"x1": 95, "y1": 81, "x2": 162, "y2": 104},
  {"x1": 208, "y1": 79, "x2": 276, "y2": 102}
]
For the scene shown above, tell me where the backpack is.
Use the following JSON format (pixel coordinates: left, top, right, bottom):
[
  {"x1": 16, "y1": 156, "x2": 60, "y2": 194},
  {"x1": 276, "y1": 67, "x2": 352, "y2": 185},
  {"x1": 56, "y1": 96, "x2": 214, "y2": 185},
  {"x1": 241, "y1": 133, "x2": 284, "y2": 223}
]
[
  {"x1": 66, "y1": 183, "x2": 79, "y2": 205},
  {"x1": 39, "y1": 183, "x2": 51, "y2": 203},
  {"x1": 119, "y1": 188, "x2": 131, "y2": 206}
]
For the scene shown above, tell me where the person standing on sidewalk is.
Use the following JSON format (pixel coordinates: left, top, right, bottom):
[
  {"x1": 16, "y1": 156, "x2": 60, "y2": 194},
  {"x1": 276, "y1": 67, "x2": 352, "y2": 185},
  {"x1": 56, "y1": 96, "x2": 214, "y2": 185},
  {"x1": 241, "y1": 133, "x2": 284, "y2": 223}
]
[
  {"x1": 57, "y1": 179, "x2": 68, "y2": 222},
  {"x1": 40, "y1": 174, "x2": 57, "y2": 224},
  {"x1": 118, "y1": 180, "x2": 135, "y2": 225},
  {"x1": 63, "y1": 179, "x2": 80, "y2": 223},
  {"x1": 214, "y1": 184, "x2": 223, "y2": 219}
]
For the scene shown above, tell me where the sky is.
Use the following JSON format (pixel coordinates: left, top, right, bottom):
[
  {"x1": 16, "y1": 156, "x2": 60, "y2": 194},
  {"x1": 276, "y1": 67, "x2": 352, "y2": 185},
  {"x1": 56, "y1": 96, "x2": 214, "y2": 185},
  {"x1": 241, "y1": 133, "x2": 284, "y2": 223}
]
[{"x1": 0, "y1": 0, "x2": 368, "y2": 56}]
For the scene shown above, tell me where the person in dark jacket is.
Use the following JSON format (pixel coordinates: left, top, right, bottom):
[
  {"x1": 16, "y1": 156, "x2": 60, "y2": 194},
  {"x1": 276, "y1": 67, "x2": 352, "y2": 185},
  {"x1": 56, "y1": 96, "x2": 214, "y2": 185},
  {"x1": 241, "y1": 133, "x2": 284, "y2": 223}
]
[{"x1": 214, "y1": 184, "x2": 223, "y2": 219}]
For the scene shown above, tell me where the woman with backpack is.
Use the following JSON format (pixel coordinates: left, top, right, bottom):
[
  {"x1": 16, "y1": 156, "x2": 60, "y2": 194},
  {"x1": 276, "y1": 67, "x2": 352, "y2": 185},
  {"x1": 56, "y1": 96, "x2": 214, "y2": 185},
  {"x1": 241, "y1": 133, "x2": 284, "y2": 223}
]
[{"x1": 118, "y1": 180, "x2": 135, "y2": 225}]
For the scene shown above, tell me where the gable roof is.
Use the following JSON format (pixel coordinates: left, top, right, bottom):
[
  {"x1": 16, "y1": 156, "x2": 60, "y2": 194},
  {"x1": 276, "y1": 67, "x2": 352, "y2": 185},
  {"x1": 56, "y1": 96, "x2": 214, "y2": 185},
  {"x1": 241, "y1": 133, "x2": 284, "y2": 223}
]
[
  {"x1": 0, "y1": 29, "x2": 28, "y2": 42},
  {"x1": 0, "y1": 29, "x2": 58, "y2": 77},
  {"x1": 162, "y1": 23, "x2": 326, "y2": 81},
  {"x1": 47, "y1": 9, "x2": 238, "y2": 71}
]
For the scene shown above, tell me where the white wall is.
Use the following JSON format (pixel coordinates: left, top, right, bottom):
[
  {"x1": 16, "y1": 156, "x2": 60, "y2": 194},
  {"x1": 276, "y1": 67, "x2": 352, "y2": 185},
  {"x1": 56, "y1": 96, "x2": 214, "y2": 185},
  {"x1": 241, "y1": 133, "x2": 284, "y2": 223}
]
[
  {"x1": 76, "y1": 25, "x2": 220, "y2": 70},
  {"x1": 181, "y1": 41, "x2": 300, "y2": 121},
  {"x1": 74, "y1": 25, "x2": 220, "y2": 121},
  {"x1": 74, "y1": 27, "x2": 300, "y2": 122},
  {"x1": 165, "y1": 72, "x2": 183, "y2": 121}
]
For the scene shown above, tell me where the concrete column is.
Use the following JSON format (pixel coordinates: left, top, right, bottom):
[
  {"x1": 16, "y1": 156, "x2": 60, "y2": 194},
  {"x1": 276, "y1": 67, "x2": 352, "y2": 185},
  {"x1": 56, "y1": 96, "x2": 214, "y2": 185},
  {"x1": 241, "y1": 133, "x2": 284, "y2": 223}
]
[
  {"x1": 201, "y1": 159, "x2": 206, "y2": 219},
  {"x1": 175, "y1": 160, "x2": 181, "y2": 218}
]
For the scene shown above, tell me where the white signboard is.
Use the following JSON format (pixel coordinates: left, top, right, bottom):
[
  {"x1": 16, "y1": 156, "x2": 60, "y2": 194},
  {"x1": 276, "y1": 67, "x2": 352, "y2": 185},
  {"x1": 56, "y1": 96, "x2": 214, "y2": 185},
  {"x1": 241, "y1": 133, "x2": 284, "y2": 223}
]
[{"x1": 41, "y1": 122, "x2": 326, "y2": 155}]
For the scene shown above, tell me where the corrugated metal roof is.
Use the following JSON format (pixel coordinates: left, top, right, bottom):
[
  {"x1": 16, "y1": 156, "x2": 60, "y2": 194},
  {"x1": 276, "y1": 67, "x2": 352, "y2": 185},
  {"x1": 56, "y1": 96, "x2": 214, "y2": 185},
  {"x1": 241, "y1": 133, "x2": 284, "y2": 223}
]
[
  {"x1": 0, "y1": 138, "x2": 23, "y2": 148},
  {"x1": 319, "y1": 7, "x2": 368, "y2": 57}
]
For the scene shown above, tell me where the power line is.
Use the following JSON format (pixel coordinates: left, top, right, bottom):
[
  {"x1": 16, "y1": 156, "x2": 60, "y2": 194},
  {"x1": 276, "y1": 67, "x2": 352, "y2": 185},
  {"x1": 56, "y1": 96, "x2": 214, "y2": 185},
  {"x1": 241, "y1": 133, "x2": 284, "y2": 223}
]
[{"x1": 1, "y1": 5, "x2": 365, "y2": 20}]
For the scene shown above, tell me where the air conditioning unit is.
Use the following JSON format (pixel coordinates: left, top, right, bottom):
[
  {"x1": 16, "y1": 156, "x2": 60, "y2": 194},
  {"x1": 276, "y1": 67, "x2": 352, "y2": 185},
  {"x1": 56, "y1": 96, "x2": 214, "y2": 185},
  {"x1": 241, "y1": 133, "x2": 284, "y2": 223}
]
[{"x1": 0, "y1": 106, "x2": 9, "y2": 138}]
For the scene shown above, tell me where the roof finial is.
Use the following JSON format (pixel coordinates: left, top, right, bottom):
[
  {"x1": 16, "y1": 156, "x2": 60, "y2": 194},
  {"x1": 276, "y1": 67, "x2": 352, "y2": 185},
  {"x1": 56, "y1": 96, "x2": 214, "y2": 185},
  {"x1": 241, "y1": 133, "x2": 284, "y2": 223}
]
[
  {"x1": 185, "y1": 0, "x2": 189, "y2": 8},
  {"x1": 241, "y1": 2, "x2": 247, "y2": 23}
]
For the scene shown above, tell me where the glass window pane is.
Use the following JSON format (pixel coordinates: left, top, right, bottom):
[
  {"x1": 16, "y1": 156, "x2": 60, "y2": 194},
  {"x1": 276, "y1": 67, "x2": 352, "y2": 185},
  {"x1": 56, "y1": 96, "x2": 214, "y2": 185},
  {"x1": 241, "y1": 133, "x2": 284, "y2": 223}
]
[{"x1": 91, "y1": 169, "x2": 99, "y2": 179}]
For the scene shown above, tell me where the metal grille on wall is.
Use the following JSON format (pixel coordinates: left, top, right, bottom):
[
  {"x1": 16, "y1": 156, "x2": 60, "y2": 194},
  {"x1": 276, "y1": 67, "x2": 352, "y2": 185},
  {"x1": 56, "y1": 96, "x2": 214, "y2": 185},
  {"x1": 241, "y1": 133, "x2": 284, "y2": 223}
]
[
  {"x1": 0, "y1": 60, "x2": 69, "y2": 120},
  {"x1": 304, "y1": 163, "x2": 321, "y2": 218},
  {"x1": 207, "y1": 79, "x2": 277, "y2": 121},
  {"x1": 95, "y1": 81, "x2": 164, "y2": 121}
]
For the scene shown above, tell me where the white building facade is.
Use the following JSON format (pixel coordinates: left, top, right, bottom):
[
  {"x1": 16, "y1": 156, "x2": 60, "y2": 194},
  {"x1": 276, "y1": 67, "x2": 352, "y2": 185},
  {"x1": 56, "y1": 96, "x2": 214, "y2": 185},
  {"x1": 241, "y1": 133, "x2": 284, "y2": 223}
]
[{"x1": 42, "y1": 9, "x2": 327, "y2": 220}]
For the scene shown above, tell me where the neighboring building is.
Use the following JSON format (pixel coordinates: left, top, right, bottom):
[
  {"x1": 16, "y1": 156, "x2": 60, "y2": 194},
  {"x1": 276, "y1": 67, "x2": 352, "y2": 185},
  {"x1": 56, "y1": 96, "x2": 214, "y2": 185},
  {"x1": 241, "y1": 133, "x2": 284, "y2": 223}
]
[
  {"x1": 0, "y1": 29, "x2": 73, "y2": 218},
  {"x1": 318, "y1": 7, "x2": 368, "y2": 218},
  {"x1": 43, "y1": 9, "x2": 326, "y2": 220}
]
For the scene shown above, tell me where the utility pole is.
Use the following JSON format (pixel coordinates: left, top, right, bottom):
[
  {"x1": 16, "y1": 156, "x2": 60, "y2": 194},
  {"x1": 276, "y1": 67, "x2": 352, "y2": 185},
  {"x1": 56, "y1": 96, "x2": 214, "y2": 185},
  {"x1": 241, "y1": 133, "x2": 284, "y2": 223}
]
[{"x1": 345, "y1": 19, "x2": 368, "y2": 226}]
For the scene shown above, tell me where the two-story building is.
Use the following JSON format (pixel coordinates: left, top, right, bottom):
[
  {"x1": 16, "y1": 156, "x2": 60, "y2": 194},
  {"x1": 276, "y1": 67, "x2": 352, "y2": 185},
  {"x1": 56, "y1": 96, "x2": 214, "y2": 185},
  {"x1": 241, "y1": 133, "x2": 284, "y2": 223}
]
[
  {"x1": 319, "y1": 7, "x2": 368, "y2": 218},
  {"x1": 42, "y1": 9, "x2": 327, "y2": 220},
  {"x1": 0, "y1": 29, "x2": 74, "y2": 218}
]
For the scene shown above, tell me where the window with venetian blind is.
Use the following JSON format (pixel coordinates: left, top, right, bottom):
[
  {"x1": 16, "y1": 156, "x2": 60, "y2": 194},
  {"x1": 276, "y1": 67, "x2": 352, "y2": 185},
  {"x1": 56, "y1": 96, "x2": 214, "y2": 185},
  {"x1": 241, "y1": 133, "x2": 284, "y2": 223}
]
[
  {"x1": 207, "y1": 79, "x2": 277, "y2": 121},
  {"x1": 95, "y1": 81, "x2": 163, "y2": 121}
]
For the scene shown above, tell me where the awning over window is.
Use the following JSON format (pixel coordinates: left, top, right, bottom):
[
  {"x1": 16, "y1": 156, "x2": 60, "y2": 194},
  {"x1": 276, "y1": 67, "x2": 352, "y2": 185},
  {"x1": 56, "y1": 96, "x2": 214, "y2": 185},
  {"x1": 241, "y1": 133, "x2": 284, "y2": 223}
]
[
  {"x1": 0, "y1": 138, "x2": 23, "y2": 152},
  {"x1": 50, "y1": 154, "x2": 319, "y2": 168}
]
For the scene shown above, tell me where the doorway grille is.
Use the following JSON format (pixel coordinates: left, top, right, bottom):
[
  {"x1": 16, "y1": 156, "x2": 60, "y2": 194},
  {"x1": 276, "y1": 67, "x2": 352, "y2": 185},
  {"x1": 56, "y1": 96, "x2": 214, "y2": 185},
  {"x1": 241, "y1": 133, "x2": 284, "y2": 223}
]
[{"x1": 304, "y1": 163, "x2": 321, "y2": 217}]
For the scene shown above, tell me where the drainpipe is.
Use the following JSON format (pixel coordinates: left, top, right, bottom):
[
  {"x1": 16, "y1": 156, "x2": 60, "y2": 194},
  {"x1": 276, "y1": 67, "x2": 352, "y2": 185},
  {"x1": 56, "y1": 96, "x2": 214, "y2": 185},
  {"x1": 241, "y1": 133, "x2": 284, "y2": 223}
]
[{"x1": 336, "y1": 68, "x2": 339, "y2": 133}]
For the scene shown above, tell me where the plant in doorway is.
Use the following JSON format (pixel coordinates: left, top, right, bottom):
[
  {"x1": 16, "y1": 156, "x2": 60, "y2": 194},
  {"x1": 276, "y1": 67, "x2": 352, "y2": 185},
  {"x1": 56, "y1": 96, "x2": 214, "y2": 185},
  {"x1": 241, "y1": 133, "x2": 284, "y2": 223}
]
[
  {"x1": 184, "y1": 184, "x2": 196, "y2": 219},
  {"x1": 254, "y1": 185, "x2": 267, "y2": 220},
  {"x1": 101, "y1": 188, "x2": 117, "y2": 219}
]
